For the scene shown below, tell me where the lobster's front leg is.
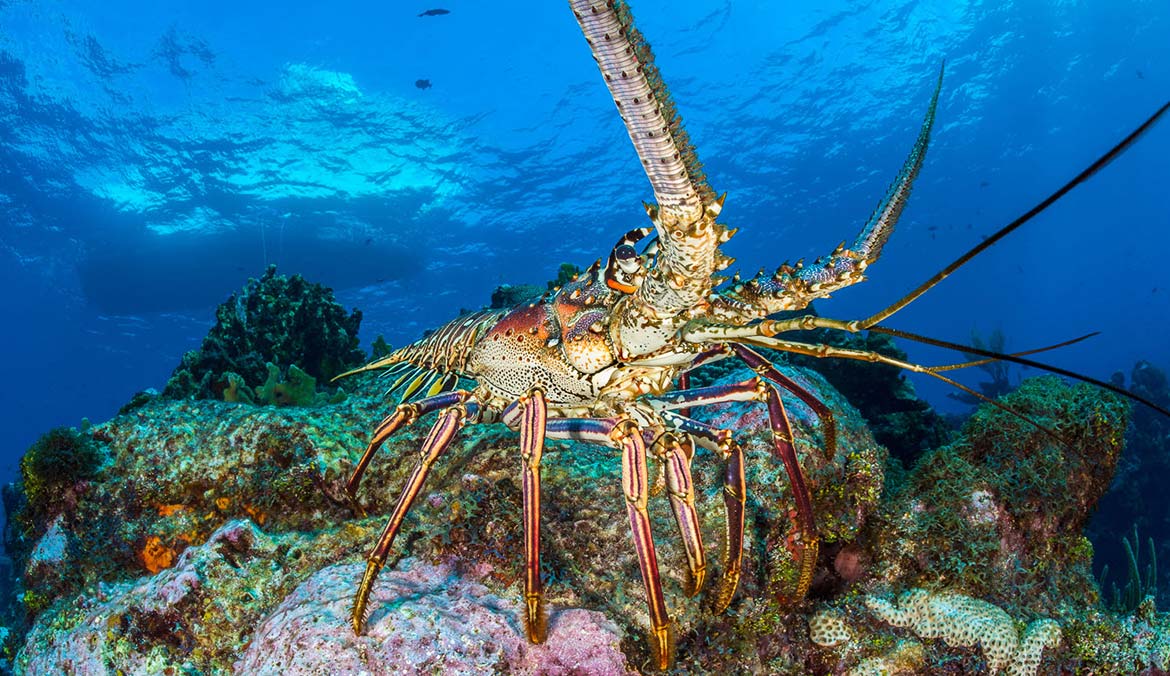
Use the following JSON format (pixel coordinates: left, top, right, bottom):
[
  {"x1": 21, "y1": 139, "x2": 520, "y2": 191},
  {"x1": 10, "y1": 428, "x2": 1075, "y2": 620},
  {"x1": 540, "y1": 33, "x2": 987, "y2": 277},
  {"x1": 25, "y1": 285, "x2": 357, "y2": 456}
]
[
  {"x1": 658, "y1": 409, "x2": 746, "y2": 613},
  {"x1": 653, "y1": 376, "x2": 820, "y2": 607},
  {"x1": 518, "y1": 388, "x2": 549, "y2": 643},
  {"x1": 659, "y1": 433, "x2": 705, "y2": 597},
  {"x1": 351, "y1": 401, "x2": 474, "y2": 633},
  {"x1": 538, "y1": 416, "x2": 675, "y2": 669}
]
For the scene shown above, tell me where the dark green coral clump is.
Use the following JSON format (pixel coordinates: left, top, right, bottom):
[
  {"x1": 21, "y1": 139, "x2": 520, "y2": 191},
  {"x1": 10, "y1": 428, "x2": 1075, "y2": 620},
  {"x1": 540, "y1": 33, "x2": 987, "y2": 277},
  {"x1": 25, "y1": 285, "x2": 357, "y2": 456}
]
[
  {"x1": 163, "y1": 266, "x2": 365, "y2": 401},
  {"x1": 9, "y1": 427, "x2": 105, "y2": 536},
  {"x1": 2, "y1": 426, "x2": 109, "y2": 624}
]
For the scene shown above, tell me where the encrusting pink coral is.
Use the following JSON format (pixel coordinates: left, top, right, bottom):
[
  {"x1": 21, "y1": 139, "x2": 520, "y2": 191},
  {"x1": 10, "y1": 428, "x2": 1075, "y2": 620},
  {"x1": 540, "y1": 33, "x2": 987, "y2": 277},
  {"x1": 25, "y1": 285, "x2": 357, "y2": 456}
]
[{"x1": 237, "y1": 558, "x2": 634, "y2": 675}]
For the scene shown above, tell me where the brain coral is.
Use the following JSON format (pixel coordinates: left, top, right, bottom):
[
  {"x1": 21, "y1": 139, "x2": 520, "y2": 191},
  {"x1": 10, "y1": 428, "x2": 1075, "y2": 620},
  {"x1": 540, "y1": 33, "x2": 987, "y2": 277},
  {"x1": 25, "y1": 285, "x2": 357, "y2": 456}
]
[
  {"x1": 865, "y1": 588, "x2": 1061, "y2": 676},
  {"x1": 809, "y1": 608, "x2": 851, "y2": 647}
]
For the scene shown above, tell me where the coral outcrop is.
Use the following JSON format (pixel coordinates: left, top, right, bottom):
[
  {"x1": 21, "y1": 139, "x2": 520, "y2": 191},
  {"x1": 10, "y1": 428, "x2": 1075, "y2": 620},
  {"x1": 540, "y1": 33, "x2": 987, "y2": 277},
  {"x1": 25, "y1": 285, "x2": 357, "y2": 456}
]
[
  {"x1": 5, "y1": 325, "x2": 1169, "y2": 673},
  {"x1": 869, "y1": 377, "x2": 1128, "y2": 606},
  {"x1": 162, "y1": 265, "x2": 365, "y2": 402}
]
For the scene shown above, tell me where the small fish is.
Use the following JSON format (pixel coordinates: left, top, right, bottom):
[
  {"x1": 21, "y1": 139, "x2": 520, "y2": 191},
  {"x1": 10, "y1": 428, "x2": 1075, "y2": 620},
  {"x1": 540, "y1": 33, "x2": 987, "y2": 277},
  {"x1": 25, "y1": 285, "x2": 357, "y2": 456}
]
[
  {"x1": 1137, "y1": 70, "x2": 1145, "y2": 80},
  {"x1": 415, "y1": 79, "x2": 432, "y2": 90},
  {"x1": 418, "y1": 8, "x2": 450, "y2": 17},
  {"x1": 927, "y1": 225, "x2": 938, "y2": 231},
  {"x1": 980, "y1": 180, "x2": 990, "y2": 187}
]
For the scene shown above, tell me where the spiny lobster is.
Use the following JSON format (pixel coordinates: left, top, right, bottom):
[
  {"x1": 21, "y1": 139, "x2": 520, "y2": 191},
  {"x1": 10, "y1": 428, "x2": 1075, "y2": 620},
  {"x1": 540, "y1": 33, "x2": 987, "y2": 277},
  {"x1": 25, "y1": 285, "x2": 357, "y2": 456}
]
[{"x1": 334, "y1": 0, "x2": 1169, "y2": 669}]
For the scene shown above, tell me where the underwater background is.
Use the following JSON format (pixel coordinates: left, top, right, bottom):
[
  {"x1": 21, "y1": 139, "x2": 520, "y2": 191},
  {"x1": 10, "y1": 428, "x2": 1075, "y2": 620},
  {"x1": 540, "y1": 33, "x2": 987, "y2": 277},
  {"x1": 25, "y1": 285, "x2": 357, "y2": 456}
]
[
  {"x1": 0, "y1": 0, "x2": 1169, "y2": 671},
  {"x1": 2, "y1": 0, "x2": 1169, "y2": 478}
]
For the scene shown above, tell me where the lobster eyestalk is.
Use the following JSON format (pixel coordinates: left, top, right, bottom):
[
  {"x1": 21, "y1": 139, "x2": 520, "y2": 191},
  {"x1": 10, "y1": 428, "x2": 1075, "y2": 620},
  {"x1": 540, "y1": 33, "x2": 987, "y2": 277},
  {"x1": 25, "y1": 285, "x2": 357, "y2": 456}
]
[{"x1": 571, "y1": 0, "x2": 730, "y2": 321}]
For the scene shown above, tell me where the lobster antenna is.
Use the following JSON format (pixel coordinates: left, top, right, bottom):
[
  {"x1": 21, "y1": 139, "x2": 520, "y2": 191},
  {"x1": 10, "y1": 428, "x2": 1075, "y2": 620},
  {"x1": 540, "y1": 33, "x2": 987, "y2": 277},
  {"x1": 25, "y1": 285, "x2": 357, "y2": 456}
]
[
  {"x1": 868, "y1": 325, "x2": 1170, "y2": 418},
  {"x1": 925, "y1": 331, "x2": 1098, "y2": 372},
  {"x1": 859, "y1": 99, "x2": 1170, "y2": 329},
  {"x1": 735, "y1": 335, "x2": 1067, "y2": 443}
]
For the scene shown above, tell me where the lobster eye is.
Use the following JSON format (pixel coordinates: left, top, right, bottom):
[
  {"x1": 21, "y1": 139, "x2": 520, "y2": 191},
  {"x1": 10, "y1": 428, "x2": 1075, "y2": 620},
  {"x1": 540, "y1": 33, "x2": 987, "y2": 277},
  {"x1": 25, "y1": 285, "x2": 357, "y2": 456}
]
[{"x1": 615, "y1": 244, "x2": 637, "y2": 260}]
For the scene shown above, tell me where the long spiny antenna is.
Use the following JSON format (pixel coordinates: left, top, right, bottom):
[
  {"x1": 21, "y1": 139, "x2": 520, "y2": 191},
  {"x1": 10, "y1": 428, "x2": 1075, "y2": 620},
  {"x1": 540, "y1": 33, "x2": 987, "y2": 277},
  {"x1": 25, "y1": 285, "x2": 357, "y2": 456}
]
[
  {"x1": 858, "y1": 99, "x2": 1170, "y2": 330},
  {"x1": 868, "y1": 325, "x2": 1170, "y2": 418},
  {"x1": 925, "y1": 332, "x2": 1098, "y2": 372}
]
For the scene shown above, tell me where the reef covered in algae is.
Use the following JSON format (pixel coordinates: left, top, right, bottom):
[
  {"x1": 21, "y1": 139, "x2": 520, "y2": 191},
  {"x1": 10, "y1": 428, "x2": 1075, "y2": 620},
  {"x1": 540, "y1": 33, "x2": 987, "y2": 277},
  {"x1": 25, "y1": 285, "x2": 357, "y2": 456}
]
[
  {"x1": 162, "y1": 265, "x2": 365, "y2": 404},
  {"x1": 2, "y1": 277, "x2": 1169, "y2": 674}
]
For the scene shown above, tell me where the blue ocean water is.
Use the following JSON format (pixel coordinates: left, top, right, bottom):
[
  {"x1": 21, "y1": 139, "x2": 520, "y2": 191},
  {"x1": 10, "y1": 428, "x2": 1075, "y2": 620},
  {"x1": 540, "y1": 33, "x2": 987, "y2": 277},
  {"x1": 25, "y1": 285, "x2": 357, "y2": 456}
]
[{"x1": 0, "y1": 0, "x2": 1166, "y2": 508}]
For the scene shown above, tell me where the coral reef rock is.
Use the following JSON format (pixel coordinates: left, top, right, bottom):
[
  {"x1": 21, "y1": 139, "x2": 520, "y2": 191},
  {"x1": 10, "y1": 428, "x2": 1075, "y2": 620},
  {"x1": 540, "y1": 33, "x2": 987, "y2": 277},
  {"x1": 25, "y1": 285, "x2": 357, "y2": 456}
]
[
  {"x1": 237, "y1": 559, "x2": 632, "y2": 675},
  {"x1": 8, "y1": 360, "x2": 1170, "y2": 673}
]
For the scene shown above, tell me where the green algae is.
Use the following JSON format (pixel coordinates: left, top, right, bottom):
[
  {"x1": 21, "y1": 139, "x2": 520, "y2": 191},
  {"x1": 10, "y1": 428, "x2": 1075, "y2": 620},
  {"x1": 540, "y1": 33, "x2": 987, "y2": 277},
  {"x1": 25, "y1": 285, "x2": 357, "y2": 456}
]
[{"x1": 16, "y1": 427, "x2": 105, "y2": 524}]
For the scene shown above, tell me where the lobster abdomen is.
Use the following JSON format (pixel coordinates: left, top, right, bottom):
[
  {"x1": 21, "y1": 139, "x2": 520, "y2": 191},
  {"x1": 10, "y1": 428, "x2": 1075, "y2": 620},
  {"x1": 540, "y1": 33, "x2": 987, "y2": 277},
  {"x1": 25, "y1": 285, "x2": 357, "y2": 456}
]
[{"x1": 334, "y1": 309, "x2": 502, "y2": 402}]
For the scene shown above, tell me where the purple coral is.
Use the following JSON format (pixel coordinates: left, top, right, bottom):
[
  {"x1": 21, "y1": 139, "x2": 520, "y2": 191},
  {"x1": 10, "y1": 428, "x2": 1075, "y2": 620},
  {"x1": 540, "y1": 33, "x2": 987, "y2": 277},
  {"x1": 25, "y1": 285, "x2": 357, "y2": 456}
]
[{"x1": 237, "y1": 559, "x2": 633, "y2": 675}]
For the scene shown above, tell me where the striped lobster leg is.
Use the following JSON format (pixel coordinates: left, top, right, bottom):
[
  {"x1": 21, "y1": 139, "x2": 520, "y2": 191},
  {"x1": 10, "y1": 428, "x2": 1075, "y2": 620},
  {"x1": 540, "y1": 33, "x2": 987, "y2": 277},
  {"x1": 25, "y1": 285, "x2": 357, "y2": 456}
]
[
  {"x1": 660, "y1": 411, "x2": 746, "y2": 614},
  {"x1": 658, "y1": 433, "x2": 705, "y2": 597},
  {"x1": 730, "y1": 344, "x2": 838, "y2": 460},
  {"x1": 350, "y1": 398, "x2": 478, "y2": 634},
  {"x1": 344, "y1": 390, "x2": 471, "y2": 514},
  {"x1": 652, "y1": 376, "x2": 819, "y2": 609},
  {"x1": 518, "y1": 388, "x2": 549, "y2": 643},
  {"x1": 612, "y1": 419, "x2": 673, "y2": 671},
  {"x1": 542, "y1": 416, "x2": 674, "y2": 670}
]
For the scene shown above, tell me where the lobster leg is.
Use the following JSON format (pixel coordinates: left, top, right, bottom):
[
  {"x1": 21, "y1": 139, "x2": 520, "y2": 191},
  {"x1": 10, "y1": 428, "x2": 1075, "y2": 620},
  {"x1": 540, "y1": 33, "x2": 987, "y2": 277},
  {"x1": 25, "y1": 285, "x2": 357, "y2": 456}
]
[
  {"x1": 651, "y1": 376, "x2": 819, "y2": 608},
  {"x1": 658, "y1": 433, "x2": 706, "y2": 597},
  {"x1": 518, "y1": 388, "x2": 549, "y2": 643},
  {"x1": 541, "y1": 417, "x2": 674, "y2": 668},
  {"x1": 351, "y1": 405, "x2": 466, "y2": 634},
  {"x1": 718, "y1": 441, "x2": 747, "y2": 613},
  {"x1": 761, "y1": 383, "x2": 819, "y2": 604},
  {"x1": 655, "y1": 411, "x2": 746, "y2": 613},
  {"x1": 345, "y1": 390, "x2": 470, "y2": 513},
  {"x1": 613, "y1": 419, "x2": 673, "y2": 671},
  {"x1": 729, "y1": 344, "x2": 838, "y2": 461}
]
